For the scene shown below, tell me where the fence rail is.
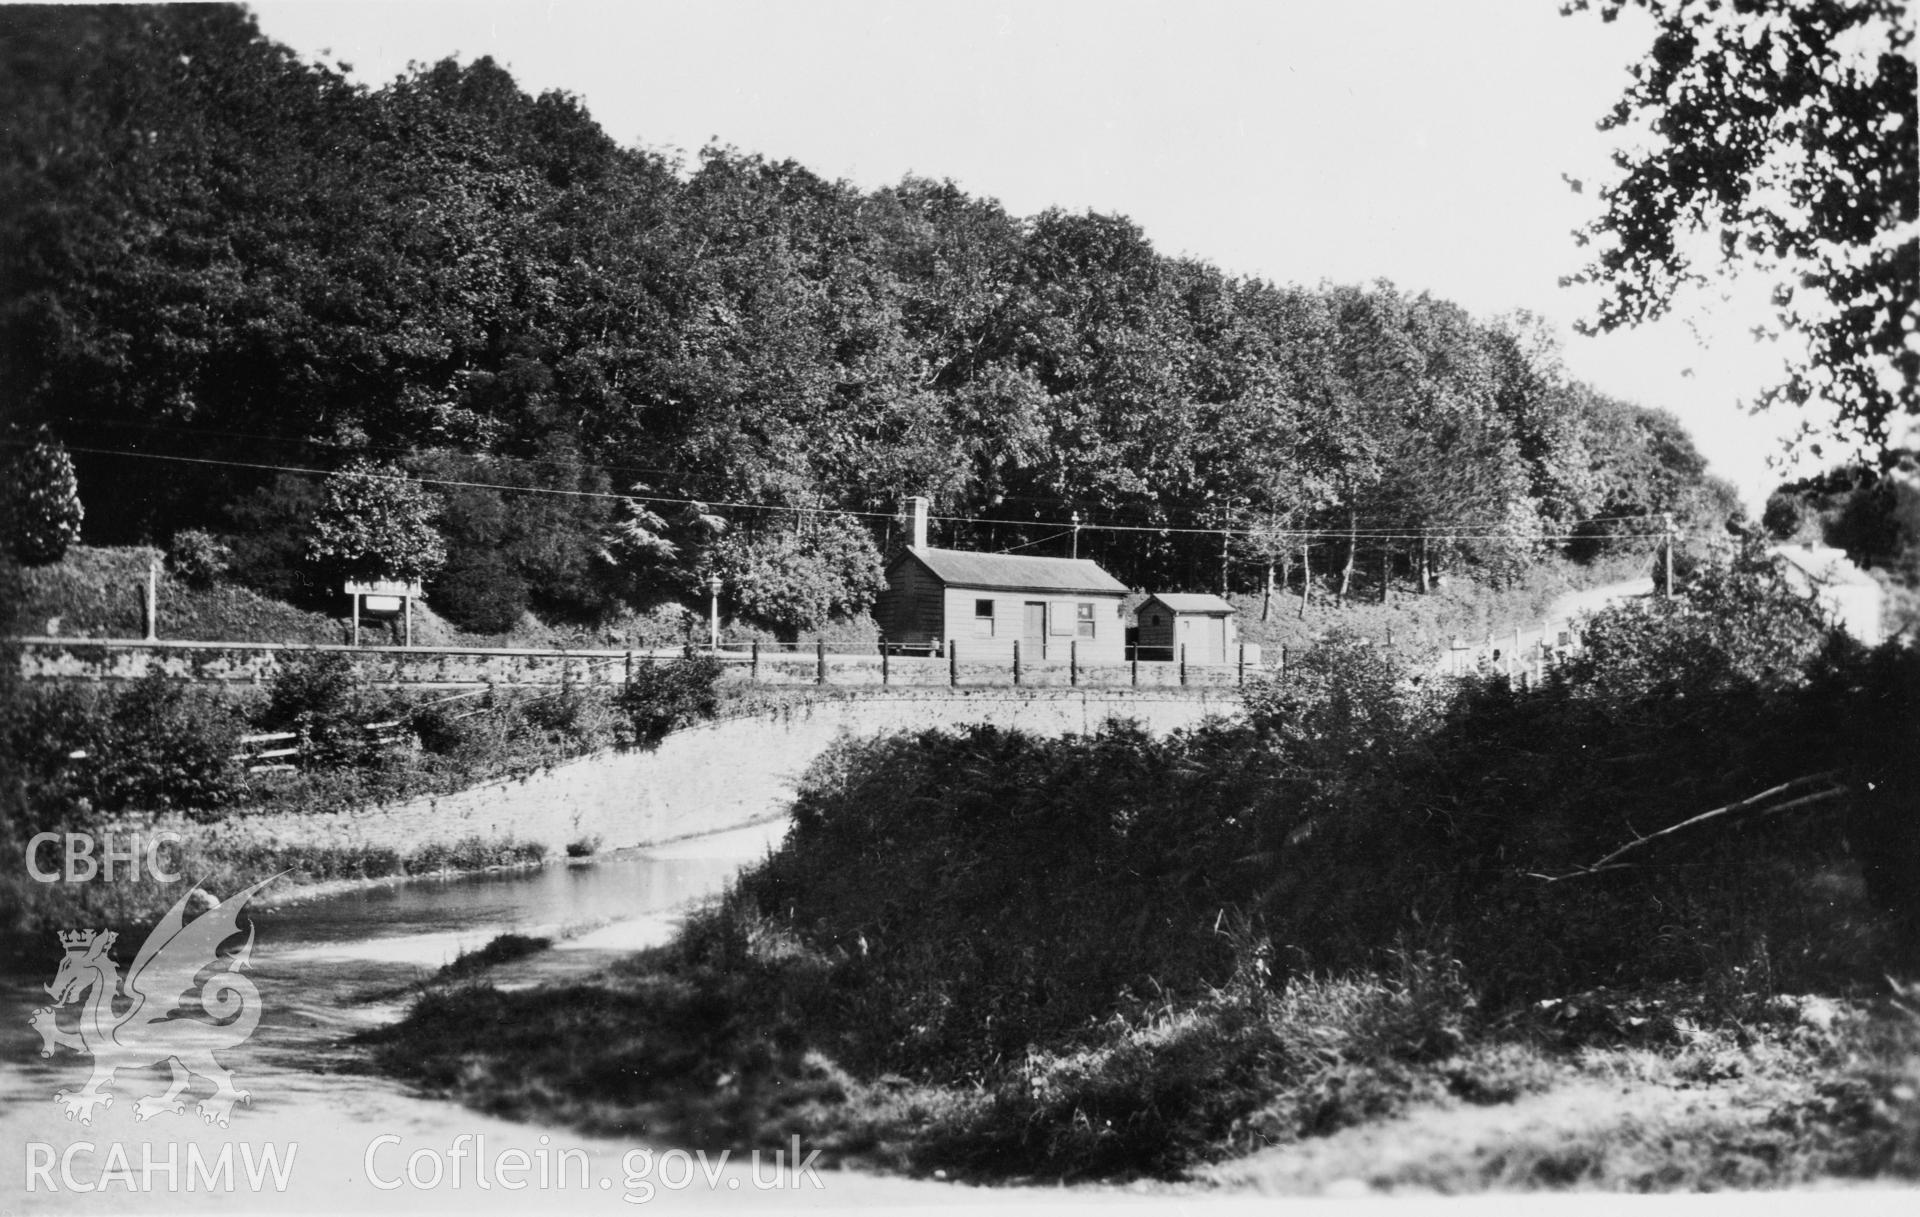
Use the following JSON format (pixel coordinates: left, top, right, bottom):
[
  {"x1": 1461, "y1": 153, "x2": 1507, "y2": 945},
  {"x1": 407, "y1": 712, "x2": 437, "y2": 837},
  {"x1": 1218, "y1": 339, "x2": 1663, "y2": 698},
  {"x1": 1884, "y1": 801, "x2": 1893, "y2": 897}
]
[
  {"x1": 17, "y1": 623, "x2": 1591, "y2": 694},
  {"x1": 40, "y1": 620, "x2": 1592, "y2": 781}
]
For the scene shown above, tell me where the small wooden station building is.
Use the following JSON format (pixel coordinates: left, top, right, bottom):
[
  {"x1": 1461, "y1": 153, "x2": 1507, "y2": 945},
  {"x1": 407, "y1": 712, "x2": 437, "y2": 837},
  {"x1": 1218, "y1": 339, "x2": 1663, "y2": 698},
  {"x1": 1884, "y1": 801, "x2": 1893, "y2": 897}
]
[
  {"x1": 878, "y1": 547, "x2": 1130, "y2": 663},
  {"x1": 875, "y1": 498, "x2": 1129, "y2": 662},
  {"x1": 1134, "y1": 593, "x2": 1238, "y2": 664}
]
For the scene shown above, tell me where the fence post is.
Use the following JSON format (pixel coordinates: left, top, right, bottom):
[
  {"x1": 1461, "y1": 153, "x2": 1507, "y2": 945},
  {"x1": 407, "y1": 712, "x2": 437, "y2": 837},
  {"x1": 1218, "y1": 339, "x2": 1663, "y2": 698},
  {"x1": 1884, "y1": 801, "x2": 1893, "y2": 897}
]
[
  {"x1": 143, "y1": 559, "x2": 159, "y2": 641},
  {"x1": 1238, "y1": 643, "x2": 1245, "y2": 688},
  {"x1": 949, "y1": 640, "x2": 958, "y2": 688},
  {"x1": 881, "y1": 640, "x2": 890, "y2": 687},
  {"x1": 1070, "y1": 639, "x2": 1078, "y2": 687},
  {"x1": 816, "y1": 639, "x2": 827, "y2": 686},
  {"x1": 1012, "y1": 639, "x2": 1022, "y2": 686},
  {"x1": 1179, "y1": 643, "x2": 1187, "y2": 687},
  {"x1": 1131, "y1": 649, "x2": 1138, "y2": 688},
  {"x1": 1279, "y1": 644, "x2": 1287, "y2": 679},
  {"x1": 625, "y1": 650, "x2": 634, "y2": 685}
]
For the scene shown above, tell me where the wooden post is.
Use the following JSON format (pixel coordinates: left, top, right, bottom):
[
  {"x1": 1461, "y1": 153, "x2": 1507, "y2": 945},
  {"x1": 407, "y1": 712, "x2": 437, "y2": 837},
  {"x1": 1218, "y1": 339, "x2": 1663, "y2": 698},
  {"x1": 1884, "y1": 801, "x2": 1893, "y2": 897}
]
[
  {"x1": 351, "y1": 594, "x2": 360, "y2": 648},
  {"x1": 1299, "y1": 544, "x2": 1311, "y2": 618},
  {"x1": 404, "y1": 593, "x2": 413, "y2": 647},
  {"x1": 1219, "y1": 517, "x2": 1231, "y2": 597},
  {"x1": 1069, "y1": 639, "x2": 1078, "y2": 687},
  {"x1": 1179, "y1": 643, "x2": 1187, "y2": 687},
  {"x1": 1662, "y1": 511, "x2": 1675, "y2": 597},
  {"x1": 1012, "y1": 639, "x2": 1022, "y2": 686},
  {"x1": 1279, "y1": 643, "x2": 1288, "y2": 679},
  {"x1": 143, "y1": 559, "x2": 159, "y2": 641},
  {"x1": 1131, "y1": 650, "x2": 1139, "y2": 687},
  {"x1": 815, "y1": 639, "x2": 827, "y2": 685},
  {"x1": 881, "y1": 641, "x2": 890, "y2": 686},
  {"x1": 625, "y1": 650, "x2": 634, "y2": 685},
  {"x1": 1237, "y1": 643, "x2": 1245, "y2": 688},
  {"x1": 949, "y1": 640, "x2": 958, "y2": 688}
]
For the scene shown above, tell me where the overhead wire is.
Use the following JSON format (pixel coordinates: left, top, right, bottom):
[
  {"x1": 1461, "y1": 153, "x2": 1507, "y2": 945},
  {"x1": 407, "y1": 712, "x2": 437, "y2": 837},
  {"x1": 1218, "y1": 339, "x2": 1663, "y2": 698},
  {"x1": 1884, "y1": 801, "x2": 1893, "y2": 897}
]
[{"x1": 36, "y1": 441, "x2": 1680, "y2": 547}]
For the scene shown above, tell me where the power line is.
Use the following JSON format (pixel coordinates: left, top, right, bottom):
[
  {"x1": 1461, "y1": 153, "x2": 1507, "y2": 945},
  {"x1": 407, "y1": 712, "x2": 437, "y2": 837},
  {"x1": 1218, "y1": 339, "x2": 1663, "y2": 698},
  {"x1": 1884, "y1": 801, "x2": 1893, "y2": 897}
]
[
  {"x1": 48, "y1": 421, "x2": 1673, "y2": 534},
  {"x1": 42, "y1": 442, "x2": 1677, "y2": 547}
]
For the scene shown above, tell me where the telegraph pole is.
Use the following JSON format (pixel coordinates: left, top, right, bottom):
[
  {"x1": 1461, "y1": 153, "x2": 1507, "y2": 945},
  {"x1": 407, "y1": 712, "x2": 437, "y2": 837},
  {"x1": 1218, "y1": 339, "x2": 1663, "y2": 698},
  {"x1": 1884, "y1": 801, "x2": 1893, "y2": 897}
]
[
  {"x1": 1071, "y1": 509, "x2": 1081, "y2": 559},
  {"x1": 1662, "y1": 512, "x2": 1675, "y2": 597},
  {"x1": 708, "y1": 573, "x2": 722, "y2": 650},
  {"x1": 1219, "y1": 509, "x2": 1231, "y2": 597}
]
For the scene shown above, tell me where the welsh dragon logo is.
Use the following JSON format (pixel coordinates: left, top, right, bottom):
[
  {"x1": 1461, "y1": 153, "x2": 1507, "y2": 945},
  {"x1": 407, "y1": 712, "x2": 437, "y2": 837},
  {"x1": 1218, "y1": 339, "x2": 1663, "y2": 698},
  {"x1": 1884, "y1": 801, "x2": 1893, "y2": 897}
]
[{"x1": 29, "y1": 876, "x2": 277, "y2": 1127}]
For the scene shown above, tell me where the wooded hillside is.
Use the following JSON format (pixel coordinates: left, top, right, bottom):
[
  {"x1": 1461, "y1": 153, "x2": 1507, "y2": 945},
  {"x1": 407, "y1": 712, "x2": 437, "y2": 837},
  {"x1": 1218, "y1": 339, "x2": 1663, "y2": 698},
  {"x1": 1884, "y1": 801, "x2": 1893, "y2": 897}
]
[{"x1": 0, "y1": 5, "x2": 1740, "y2": 635}]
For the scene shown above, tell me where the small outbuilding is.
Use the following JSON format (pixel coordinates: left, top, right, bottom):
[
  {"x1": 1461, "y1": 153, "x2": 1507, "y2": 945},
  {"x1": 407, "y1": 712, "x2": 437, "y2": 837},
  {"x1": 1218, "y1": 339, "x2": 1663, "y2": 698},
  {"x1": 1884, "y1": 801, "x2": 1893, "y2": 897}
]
[
  {"x1": 1769, "y1": 545, "x2": 1885, "y2": 645},
  {"x1": 1134, "y1": 593, "x2": 1238, "y2": 664}
]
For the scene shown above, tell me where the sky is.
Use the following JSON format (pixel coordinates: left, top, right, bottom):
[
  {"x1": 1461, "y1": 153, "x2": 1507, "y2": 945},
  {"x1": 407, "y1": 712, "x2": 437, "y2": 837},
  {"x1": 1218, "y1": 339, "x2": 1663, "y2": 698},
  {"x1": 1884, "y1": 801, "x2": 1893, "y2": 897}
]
[{"x1": 249, "y1": 0, "x2": 1833, "y2": 512}]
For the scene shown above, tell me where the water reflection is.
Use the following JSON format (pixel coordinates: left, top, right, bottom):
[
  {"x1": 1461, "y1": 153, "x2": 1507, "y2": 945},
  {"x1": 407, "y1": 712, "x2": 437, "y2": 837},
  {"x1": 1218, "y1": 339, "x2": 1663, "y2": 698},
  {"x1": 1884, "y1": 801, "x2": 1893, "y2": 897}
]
[{"x1": 4, "y1": 818, "x2": 788, "y2": 1074}]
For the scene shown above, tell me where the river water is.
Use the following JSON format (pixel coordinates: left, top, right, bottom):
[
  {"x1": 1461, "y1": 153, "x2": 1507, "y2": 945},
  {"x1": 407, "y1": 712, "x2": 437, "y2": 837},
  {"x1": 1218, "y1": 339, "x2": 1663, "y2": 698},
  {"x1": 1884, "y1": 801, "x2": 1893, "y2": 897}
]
[{"x1": 0, "y1": 818, "x2": 988, "y2": 1213}]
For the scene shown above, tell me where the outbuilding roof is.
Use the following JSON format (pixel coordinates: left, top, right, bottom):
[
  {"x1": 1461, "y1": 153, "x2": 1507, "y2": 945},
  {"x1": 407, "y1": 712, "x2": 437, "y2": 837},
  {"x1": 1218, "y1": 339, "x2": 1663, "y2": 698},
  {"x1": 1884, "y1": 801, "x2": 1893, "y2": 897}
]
[
  {"x1": 896, "y1": 546, "x2": 1129, "y2": 594},
  {"x1": 1138, "y1": 593, "x2": 1236, "y2": 615}
]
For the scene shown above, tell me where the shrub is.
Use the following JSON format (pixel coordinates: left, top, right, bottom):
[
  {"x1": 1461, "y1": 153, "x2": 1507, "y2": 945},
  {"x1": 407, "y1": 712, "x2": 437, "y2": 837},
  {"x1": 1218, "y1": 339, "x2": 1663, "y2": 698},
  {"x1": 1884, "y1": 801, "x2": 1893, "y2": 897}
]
[
  {"x1": 4, "y1": 428, "x2": 84, "y2": 565},
  {"x1": 1565, "y1": 540, "x2": 1832, "y2": 702},
  {"x1": 615, "y1": 652, "x2": 723, "y2": 746},
  {"x1": 259, "y1": 651, "x2": 393, "y2": 768},
  {"x1": 306, "y1": 458, "x2": 447, "y2": 583},
  {"x1": 430, "y1": 548, "x2": 530, "y2": 634},
  {"x1": 1243, "y1": 627, "x2": 1421, "y2": 759},
  {"x1": 708, "y1": 514, "x2": 884, "y2": 639},
  {"x1": 1, "y1": 674, "x2": 244, "y2": 826},
  {"x1": 166, "y1": 528, "x2": 232, "y2": 588}
]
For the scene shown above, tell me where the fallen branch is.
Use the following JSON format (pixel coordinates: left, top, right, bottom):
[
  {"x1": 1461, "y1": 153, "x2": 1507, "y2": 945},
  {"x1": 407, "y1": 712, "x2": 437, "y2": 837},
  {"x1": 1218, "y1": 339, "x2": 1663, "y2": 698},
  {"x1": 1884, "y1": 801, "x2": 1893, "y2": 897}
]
[{"x1": 1527, "y1": 771, "x2": 1849, "y2": 882}]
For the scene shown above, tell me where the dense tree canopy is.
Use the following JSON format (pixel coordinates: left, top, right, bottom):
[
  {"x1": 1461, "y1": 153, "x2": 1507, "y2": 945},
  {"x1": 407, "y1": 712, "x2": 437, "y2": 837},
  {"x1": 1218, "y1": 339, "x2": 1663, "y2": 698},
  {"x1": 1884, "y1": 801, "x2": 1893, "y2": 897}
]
[
  {"x1": 1566, "y1": 0, "x2": 1917, "y2": 456},
  {"x1": 0, "y1": 5, "x2": 1741, "y2": 632}
]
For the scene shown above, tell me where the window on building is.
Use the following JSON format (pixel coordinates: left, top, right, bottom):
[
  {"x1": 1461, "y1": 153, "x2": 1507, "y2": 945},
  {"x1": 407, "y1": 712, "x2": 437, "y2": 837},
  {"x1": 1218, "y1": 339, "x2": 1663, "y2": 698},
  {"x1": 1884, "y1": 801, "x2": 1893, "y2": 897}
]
[
  {"x1": 1050, "y1": 603, "x2": 1074, "y2": 635},
  {"x1": 1077, "y1": 602, "x2": 1096, "y2": 638},
  {"x1": 974, "y1": 598, "x2": 995, "y2": 637}
]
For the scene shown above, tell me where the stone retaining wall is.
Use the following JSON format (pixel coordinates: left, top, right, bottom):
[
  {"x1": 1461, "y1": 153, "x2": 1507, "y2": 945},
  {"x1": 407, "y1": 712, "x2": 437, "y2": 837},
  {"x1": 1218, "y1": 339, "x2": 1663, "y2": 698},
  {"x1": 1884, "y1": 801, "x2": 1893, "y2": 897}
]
[{"x1": 14, "y1": 637, "x2": 1262, "y2": 690}]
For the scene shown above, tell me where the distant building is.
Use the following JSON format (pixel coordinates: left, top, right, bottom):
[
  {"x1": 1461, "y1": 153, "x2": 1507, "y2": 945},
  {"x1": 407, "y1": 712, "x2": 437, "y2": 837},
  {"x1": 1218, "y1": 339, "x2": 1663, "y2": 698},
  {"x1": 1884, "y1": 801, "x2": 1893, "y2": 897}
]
[
  {"x1": 875, "y1": 498, "x2": 1129, "y2": 661},
  {"x1": 1769, "y1": 545, "x2": 1885, "y2": 645},
  {"x1": 1134, "y1": 593, "x2": 1238, "y2": 664}
]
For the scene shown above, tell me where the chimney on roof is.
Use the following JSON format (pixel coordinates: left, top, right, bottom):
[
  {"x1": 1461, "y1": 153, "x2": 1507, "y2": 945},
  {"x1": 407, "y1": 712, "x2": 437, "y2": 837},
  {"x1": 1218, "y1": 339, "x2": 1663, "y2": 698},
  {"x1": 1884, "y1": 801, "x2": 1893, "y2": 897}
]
[{"x1": 908, "y1": 496, "x2": 929, "y2": 550}]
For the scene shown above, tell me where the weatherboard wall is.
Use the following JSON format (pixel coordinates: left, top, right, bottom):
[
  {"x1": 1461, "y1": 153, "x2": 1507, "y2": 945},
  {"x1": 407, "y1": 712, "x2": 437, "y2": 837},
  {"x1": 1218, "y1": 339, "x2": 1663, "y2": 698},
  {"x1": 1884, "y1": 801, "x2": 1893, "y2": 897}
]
[{"x1": 939, "y1": 587, "x2": 1125, "y2": 664}]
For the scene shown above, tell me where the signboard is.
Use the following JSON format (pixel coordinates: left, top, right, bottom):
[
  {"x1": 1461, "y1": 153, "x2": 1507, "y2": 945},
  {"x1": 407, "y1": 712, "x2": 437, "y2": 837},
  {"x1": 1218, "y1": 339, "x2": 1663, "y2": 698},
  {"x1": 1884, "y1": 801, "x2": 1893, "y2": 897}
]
[{"x1": 343, "y1": 580, "x2": 423, "y2": 597}]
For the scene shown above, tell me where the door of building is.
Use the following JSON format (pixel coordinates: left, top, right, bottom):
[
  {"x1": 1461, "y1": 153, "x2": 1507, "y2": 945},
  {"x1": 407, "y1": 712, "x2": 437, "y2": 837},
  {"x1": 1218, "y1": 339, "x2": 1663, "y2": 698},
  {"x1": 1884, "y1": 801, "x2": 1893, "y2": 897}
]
[{"x1": 1023, "y1": 601, "x2": 1047, "y2": 660}]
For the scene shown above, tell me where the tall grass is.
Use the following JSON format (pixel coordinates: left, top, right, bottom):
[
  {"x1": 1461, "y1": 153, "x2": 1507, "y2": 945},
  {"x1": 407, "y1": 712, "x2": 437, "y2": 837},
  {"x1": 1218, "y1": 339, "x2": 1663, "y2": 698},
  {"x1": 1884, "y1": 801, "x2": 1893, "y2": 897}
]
[{"x1": 0, "y1": 830, "x2": 549, "y2": 945}]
